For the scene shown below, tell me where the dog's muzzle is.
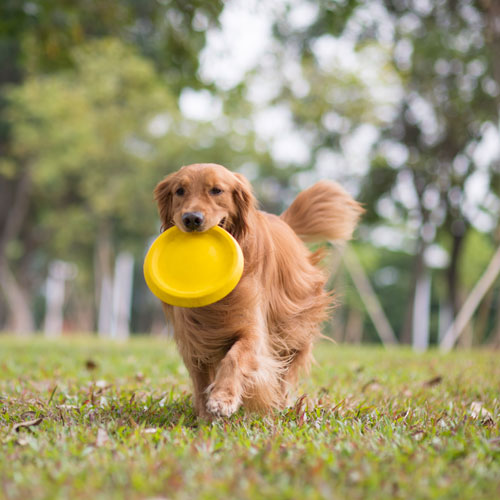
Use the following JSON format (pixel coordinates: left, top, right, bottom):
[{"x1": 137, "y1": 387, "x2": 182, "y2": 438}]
[{"x1": 182, "y1": 212, "x2": 204, "y2": 231}]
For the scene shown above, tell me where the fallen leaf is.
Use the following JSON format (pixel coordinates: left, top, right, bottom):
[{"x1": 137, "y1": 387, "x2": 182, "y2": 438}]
[
  {"x1": 96, "y1": 428, "x2": 110, "y2": 447},
  {"x1": 85, "y1": 359, "x2": 98, "y2": 370},
  {"x1": 422, "y1": 375, "x2": 443, "y2": 387},
  {"x1": 362, "y1": 379, "x2": 382, "y2": 392},
  {"x1": 470, "y1": 401, "x2": 495, "y2": 425},
  {"x1": 95, "y1": 380, "x2": 109, "y2": 389},
  {"x1": 13, "y1": 417, "x2": 44, "y2": 432},
  {"x1": 20, "y1": 410, "x2": 38, "y2": 420},
  {"x1": 412, "y1": 430, "x2": 426, "y2": 442},
  {"x1": 438, "y1": 418, "x2": 450, "y2": 429},
  {"x1": 470, "y1": 401, "x2": 489, "y2": 418}
]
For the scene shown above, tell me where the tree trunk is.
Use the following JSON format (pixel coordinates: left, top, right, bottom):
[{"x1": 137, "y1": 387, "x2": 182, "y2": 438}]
[
  {"x1": 110, "y1": 251, "x2": 134, "y2": 340},
  {"x1": 72, "y1": 297, "x2": 95, "y2": 333},
  {"x1": 412, "y1": 268, "x2": 432, "y2": 351},
  {"x1": 401, "y1": 240, "x2": 426, "y2": 344},
  {"x1": 481, "y1": 0, "x2": 500, "y2": 110},
  {"x1": 344, "y1": 307, "x2": 364, "y2": 344},
  {"x1": 448, "y1": 230, "x2": 467, "y2": 347},
  {"x1": 96, "y1": 221, "x2": 114, "y2": 337},
  {"x1": 441, "y1": 245, "x2": 500, "y2": 351},
  {"x1": 342, "y1": 248, "x2": 398, "y2": 345},
  {"x1": 0, "y1": 169, "x2": 34, "y2": 334},
  {"x1": 44, "y1": 260, "x2": 76, "y2": 337},
  {"x1": 491, "y1": 291, "x2": 500, "y2": 349},
  {"x1": 475, "y1": 226, "x2": 500, "y2": 344},
  {"x1": 44, "y1": 262, "x2": 66, "y2": 338},
  {"x1": 0, "y1": 258, "x2": 34, "y2": 334},
  {"x1": 448, "y1": 231, "x2": 465, "y2": 316},
  {"x1": 481, "y1": 0, "x2": 500, "y2": 347},
  {"x1": 473, "y1": 288, "x2": 494, "y2": 345},
  {"x1": 438, "y1": 300, "x2": 453, "y2": 343}
]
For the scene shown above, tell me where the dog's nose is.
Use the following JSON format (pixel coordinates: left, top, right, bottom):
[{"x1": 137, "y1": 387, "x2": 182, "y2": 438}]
[{"x1": 182, "y1": 212, "x2": 204, "y2": 231}]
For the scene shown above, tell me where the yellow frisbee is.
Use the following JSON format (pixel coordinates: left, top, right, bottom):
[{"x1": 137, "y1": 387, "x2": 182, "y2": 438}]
[{"x1": 143, "y1": 225, "x2": 244, "y2": 308}]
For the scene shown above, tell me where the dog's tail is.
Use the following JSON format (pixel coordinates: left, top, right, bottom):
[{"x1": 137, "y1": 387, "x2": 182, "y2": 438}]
[{"x1": 280, "y1": 181, "x2": 364, "y2": 243}]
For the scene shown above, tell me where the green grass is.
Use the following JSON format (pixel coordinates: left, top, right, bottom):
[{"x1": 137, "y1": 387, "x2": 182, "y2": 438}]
[{"x1": 0, "y1": 337, "x2": 499, "y2": 500}]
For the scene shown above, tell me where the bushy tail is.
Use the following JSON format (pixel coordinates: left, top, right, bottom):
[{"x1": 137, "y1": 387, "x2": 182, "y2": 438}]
[{"x1": 281, "y1": 181, "x2": 364, "y2": 243}]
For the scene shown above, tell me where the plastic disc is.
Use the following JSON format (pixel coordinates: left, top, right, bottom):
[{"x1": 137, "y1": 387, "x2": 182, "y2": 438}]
[{"x1": 144, "y1": 225, "x2": 244, "y2": 308}]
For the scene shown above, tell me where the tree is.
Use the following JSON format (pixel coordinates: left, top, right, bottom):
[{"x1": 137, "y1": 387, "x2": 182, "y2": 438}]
[
  {"x1": 259, "y1": 0, "x2": 500, "y2": 344},
  {"x1": 366, "y1": 0, "x2": 500, "y2": 342},
  {"x1": 0, "y1": 0, "x2": 225, "y2": 332}
]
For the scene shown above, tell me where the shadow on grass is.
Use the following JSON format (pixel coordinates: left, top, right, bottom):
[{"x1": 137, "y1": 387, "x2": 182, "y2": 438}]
[{"x1": 1, "y1": 394, "x2": 203, "y2": 430}]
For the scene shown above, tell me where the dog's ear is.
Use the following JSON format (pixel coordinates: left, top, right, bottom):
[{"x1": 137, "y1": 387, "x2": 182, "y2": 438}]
[
  {"x1": 231, "y1": 173, "x2": 255, "y2": 241},
  {"x1": 154, "y1": 173, "x2": 176, "y2": 232}
]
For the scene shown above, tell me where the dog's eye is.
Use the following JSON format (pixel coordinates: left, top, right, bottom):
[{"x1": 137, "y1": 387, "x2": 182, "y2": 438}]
[
  {"x1": 210, "y1": 187, "x2": 223, "y2": 195},
  {"x1": 175, "y1": 187, "x2": 185, "y2": 196}
]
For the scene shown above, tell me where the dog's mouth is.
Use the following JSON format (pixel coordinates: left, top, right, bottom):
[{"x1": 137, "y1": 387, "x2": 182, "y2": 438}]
[{"x1": 176, "y1": 217, "x2": 228, "y2": 233}]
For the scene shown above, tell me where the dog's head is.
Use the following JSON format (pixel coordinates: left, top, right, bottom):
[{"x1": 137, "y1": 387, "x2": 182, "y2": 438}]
[{"x1": 154, "y1": 163, "x2": 255, "y2": 241}]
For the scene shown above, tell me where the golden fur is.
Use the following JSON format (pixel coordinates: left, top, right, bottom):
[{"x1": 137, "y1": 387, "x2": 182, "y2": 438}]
[{"x1": 154, "y1": 163, "x2": 363, "y2": 418}]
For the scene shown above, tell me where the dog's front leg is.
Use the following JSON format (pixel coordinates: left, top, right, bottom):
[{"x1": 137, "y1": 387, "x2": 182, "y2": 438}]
[
  {"x1": 187, "y1": 363, "x2": 212, "y2": 419},
  {"x1": 205, "y1": 336, "x2": 259, "y2": 417}
]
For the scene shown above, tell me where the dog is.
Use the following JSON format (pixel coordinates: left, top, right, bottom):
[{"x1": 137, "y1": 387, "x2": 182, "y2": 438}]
[{"x1": 154, "y1": 163, "x2": 363, "y2": 418}]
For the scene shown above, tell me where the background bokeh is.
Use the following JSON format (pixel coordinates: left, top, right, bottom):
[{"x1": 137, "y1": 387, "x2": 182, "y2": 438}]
[{"x1": 1, "y1": 0, "x2": 499, "y2": 349}]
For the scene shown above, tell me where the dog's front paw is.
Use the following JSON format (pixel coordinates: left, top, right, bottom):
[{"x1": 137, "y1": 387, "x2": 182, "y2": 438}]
[{"x1": 206, "y1": 391, "x2": 241, "y2": 418}]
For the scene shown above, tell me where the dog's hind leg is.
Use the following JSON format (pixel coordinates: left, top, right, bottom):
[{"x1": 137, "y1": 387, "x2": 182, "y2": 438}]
[{"x1": 279, "y1": 342, "x2": 314, "y2": 407}]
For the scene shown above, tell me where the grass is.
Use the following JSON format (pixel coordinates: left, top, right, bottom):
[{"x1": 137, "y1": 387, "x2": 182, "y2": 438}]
[{"x1": 0, "y1": 336, "x2": 499, "y2": 500}]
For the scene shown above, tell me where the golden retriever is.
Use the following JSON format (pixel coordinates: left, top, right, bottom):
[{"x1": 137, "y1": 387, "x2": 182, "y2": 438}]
[{"x1": 154, "y1": 163, "x2": 363, "y2": 418}]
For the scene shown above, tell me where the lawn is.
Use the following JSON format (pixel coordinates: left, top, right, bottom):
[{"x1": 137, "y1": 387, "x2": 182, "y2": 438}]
[{"x1": 0, "y1": 336, "x2": 499, "y2": 500}]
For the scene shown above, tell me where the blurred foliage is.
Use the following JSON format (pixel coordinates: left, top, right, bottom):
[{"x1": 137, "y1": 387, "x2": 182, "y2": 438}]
[
  {"x1": 7, "y1": 39, "x2": 180, "y2": 257},
  {"x1": 0, "y1": 0, "x2": 499, "y2": 343},
  {"x1": 0, "y1": 0, "x2": 224, "y2": 85},
  {"x1": 262, "y1": 0, "x2": 500, "y2": 344}
]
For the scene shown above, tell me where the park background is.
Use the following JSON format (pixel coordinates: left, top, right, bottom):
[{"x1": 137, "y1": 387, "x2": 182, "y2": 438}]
[{"x1": 1, "y1": 0, "x2": 500, "y2": 351}]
